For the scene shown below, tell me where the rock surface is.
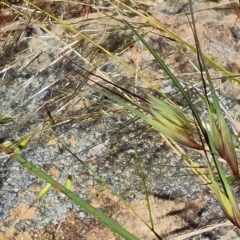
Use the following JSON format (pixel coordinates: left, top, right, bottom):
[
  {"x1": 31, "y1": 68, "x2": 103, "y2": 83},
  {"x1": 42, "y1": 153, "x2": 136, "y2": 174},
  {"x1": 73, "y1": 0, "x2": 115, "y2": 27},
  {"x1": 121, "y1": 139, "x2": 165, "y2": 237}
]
[{"x1": 0, "y1": 0, "x2": 240, "y2": 239}]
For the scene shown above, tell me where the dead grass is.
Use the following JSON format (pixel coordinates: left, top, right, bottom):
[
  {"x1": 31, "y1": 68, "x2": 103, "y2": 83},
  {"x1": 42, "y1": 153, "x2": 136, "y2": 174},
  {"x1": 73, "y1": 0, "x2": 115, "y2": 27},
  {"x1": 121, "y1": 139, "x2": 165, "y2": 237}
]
[{"x1": 1, "y1": 0, "x2": 240, "y2": 239}]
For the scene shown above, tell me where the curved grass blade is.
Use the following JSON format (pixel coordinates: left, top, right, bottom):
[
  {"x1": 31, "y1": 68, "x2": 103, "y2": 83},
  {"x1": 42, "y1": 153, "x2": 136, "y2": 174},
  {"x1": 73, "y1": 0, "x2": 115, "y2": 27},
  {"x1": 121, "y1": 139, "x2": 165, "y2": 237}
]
[{"x1": 10, "y1": 152, "x2": 139, "y2": 240}]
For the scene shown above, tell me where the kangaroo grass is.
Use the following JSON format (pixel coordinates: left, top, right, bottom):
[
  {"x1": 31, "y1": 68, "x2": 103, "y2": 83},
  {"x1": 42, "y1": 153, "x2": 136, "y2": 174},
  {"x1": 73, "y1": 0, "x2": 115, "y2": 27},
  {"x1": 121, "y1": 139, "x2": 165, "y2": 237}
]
[
  {"x1": 189, "y1": 0, "x2": 240, "y2": 227},
  {"x1": 89, "y1": 0, "x2": 240, "y2": 233},
  {"x1": 99, "y1": 0, "x2": 240, "y2": 230},
  {"x1": 2, "y1": 0, "x2": 240, "y2": 238}
]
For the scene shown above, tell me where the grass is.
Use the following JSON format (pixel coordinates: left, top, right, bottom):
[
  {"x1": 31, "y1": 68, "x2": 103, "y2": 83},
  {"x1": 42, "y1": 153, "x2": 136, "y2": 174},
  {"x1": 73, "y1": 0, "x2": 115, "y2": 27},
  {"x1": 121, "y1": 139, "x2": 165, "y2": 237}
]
[{"x1": 1, "y1": 0, "x2": 240, "y2": 239}]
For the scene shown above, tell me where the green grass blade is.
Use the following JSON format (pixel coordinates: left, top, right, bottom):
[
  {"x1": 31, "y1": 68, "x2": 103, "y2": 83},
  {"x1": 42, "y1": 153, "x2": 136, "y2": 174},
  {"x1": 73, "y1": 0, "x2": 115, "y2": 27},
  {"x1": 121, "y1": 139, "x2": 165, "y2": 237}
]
[{"x1": 12, "y1": 153, "x2": 140, "y2": 240}]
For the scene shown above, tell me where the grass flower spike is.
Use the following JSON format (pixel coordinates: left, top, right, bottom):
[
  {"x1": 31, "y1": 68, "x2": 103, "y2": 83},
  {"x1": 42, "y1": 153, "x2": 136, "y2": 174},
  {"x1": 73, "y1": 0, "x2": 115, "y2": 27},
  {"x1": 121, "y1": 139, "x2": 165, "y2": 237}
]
[
  {"x1": 208, "y1": 108, "x2": 239, "y2": 177},
  {"x1": 149, "y1": 95, "x2": 203, "y2": 150}
]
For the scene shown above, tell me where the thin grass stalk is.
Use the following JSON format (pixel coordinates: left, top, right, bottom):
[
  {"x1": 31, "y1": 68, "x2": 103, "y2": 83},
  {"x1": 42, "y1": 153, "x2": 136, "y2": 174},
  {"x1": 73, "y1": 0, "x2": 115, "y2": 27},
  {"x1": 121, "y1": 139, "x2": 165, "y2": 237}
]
[
  {"x1": 134, "y1": 147, "x2": 154, "y2": 230},
  {"x1": 134, "y1": 147, "x2": 163, "y2": 239},
  {"x1": 62, "y1": 144, "x2": 155, "y2": 231}
]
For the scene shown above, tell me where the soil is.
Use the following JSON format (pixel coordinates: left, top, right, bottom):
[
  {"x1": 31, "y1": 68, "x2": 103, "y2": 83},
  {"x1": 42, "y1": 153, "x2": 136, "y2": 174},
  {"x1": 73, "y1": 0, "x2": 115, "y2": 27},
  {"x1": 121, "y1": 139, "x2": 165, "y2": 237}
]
[{"x1": 1, "y1": 0, "x2": 240, "y2": 240}]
